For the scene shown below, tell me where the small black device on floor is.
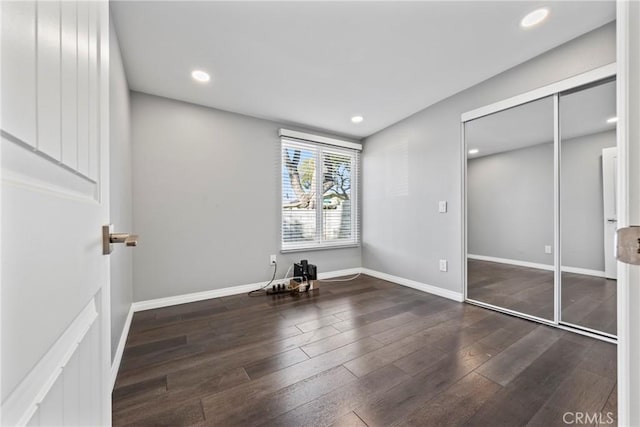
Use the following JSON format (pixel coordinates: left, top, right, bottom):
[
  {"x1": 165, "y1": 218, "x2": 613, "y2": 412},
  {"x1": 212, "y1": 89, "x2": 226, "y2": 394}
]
[{"x1": 294, "y1": 259, "x2": 317, "y2": 283}]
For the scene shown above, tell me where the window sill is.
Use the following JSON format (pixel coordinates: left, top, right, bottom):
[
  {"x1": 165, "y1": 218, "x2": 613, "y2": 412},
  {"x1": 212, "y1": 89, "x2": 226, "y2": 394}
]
[{"x1": 280, "y1": 243, "x2": 360, "y2": 254}]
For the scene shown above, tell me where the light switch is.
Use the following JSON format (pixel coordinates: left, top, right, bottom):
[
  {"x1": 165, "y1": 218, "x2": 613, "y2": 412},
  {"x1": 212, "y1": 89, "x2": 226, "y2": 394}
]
[
  {"x1": 438, "y1": 201, "x2": 447, "y2": 213},
  {"x1": 439, "y1": 260, "x2": 448, "y2": 272},
  {"x1": 545, "y1": 245, "x2": 552, "y2": 254}
]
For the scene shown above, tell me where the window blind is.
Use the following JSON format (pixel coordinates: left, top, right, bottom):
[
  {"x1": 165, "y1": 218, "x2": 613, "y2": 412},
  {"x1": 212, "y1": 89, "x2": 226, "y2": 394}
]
[{"x1": 281, "y1": 138, "x2": 360, "y2": 251}]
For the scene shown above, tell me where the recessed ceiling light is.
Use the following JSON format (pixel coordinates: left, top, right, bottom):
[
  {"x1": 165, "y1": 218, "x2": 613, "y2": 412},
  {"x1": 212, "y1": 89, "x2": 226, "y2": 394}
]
[
  {"x1": 468, "y1": 149, "x2": 479, "y2": 155},
  {"x1": 191, "y1": 70, "x2": 210, "y2": 83},
  {"x1": 607, "y1": 117, "x2": 618, "y2": 124},
  {"x1": 351, "y1": 115, "x2": 364, "y2": 124},
  {"x1": 520, "y1": 8, "x2": 549, "y2": 28}
]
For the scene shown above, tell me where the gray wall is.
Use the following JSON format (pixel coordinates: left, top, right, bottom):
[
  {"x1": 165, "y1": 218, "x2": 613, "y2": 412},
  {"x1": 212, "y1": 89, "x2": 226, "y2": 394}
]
[
  {"x1": 362, "y1": 22, "x2": 616, "y2": 294},
  {"x1": 467, "y1": 130, "x2": 616, "y2": 271},
  {"x1": 131, "y1": 92, "x2": 361, "y2": 301},
  {"x1": 109, "y1": 21, "x2": 133, "y2": 361},
  {"x1": 468, "y1": 142, "x2": 554, "y2": 266},
  {"x1": 561, "y1": 130, "x2": 616, "y2": 270}
]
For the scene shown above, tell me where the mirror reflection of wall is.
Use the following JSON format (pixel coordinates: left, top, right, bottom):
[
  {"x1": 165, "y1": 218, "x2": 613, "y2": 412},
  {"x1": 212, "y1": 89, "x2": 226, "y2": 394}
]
[
  {"x1": 560, "y1": 79, "x2": 617, "y2": 336},
  {"x1": 466, "y1": 96, "x2": 555, "y2": 320}
]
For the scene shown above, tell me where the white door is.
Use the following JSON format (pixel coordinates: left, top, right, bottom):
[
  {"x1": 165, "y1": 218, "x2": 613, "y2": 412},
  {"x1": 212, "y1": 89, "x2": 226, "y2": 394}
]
[
  {"x1": 602, "y1": 147, "x2": 617, "y2": 279},
  {"x1": 1, "y1": 1, "x2": 111, "y2": 426}
]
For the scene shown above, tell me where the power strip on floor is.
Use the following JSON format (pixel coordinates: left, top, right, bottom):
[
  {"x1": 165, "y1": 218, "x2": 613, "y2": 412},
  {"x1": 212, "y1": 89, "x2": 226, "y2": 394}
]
[{"x1": 265, "y1": 280, "x2": 316, "y2": 295}]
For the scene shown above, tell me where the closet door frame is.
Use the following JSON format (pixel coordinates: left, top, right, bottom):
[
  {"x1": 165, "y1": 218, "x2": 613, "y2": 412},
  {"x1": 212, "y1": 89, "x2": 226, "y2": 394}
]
[{"x1": 461, "y1": 62, "x2": 617, "y2": 343}]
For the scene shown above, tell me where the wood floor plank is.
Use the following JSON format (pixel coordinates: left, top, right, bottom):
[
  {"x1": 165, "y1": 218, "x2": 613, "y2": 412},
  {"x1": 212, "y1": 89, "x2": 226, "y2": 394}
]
[
  {"x1": 328, "y1": 411, "x2": 369, "y2": 427},
  {"x1": 599, "y1": 386, "x2": 617, "y2": 427},
  {"x1": 332, "y1": 300, "x2": 429, "y2": 332},
  {"x1": 112, "y1": 375, "x2": 167, "y2": 412},
  {"x1": 203, "y1": 365, "x2": 358, "y2": 426},
  {"x1": 200, "y1": 337, "x2": 383, "y2": 415},
  {"x1": 296, "y1": 314, "x2": 343, "y2": 332},
  {"x1": 464, "y1": 338, "x2": 590, "y2": 427},
  {"x1": 114, "y1": 368, "x2": 250, "y2": 425},
  {"x1": 578, "y1": 339, "x2": 617, "y2": 379},
  {"x1": 115, "y1": 400, "x2": 204, "y2": 427},
  {"x1": 116, "y1": 324, "x2": 338, "y2": 388},
  {"x1": 267, "y1": 365, "x2": 411, "y2": 427},
  {"x1": 400, "y1": 372, "x2": 502, "y2": 427},
  {"x1": 161, "y1": 326, "x2": 338, "y2": 390},
  {"x1": 300, "y1": 311, "x2": 419, "y2": 358},
  {"x1": 354, "y1": 342, "x2": 494, "y2": 427},
  {"x1": 526, "y1": 368, "x2": 615, "y2": 427},
  {"x1": 244, "y1": 347, "x2": 309, "y2": 380},
  {"x1": 393, "y1": 345, "x2": 449, "y2": 376},
  {"x1": 371, "y1": 306, "x2": 462, "y2": 346},
  {"x1": 344, "y1": 314, "x2": 488, "y2": 378},
  {"x1": 475, "y1": 326, "x2": 564, "y2": 386},
  {"x1": 122, "y1": 336, "x2": 188, "y2": 359},
  {"x1": 120, "y1": 324, "x2": 303, "y2": 373}
]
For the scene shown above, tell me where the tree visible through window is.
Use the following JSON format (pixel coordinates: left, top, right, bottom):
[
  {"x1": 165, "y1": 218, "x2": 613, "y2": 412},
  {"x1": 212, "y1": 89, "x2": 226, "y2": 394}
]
[{"x1": 281, "y1": 139, "x2": 359, "y2": 250}]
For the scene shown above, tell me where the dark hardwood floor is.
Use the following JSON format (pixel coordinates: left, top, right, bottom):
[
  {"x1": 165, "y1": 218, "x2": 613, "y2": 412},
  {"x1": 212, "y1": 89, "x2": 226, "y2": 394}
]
[
  {"x1": 468, "y1": 259, "x2": 617, "y2": 335},
  {"x1": 113, "y1": 274, "x2": 617, "y2": 426}
]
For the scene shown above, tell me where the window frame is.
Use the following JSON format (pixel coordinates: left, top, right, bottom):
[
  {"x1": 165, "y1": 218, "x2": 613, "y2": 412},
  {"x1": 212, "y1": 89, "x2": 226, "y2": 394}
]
[{"x1": 280, "y1": 137, "x2": 360, "y2": 252}]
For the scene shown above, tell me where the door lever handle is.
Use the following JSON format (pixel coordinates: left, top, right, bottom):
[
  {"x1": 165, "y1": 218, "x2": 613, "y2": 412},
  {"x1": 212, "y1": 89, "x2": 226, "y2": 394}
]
[
  {"x1": 109, "y1": 233, "x2": 139, "y2": 246},
  {"x1": 616, "y1": 226, "x2": 640, "y2": 264},
  {"x1": 103, "y1": 225, "x2": 139, "y2": 255},
  {"x1": 607, "y1": 218, "x2": 618, "y2": 223}
]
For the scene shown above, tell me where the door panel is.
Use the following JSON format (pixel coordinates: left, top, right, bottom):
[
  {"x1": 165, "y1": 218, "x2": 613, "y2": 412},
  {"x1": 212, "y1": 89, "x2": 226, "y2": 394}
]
[
  {"x1": 559, "y1": 79, "x2": 617, "y2": 336},
  {"x1": 466, "y1": 96, "x2": 555, "y2": 321},
  {"x1": 1, "y1": 0, "x2": 110, "y2": 425}
]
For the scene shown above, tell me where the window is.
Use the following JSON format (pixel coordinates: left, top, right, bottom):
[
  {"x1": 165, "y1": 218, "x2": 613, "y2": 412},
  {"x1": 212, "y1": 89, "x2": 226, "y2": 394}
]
[{"x1": 281, "y1": 137, "x2": 360, "y2": 251}]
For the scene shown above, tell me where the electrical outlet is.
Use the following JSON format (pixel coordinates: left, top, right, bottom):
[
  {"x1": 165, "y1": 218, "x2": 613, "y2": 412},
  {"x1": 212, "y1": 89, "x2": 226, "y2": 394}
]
[
  {"x1": 438, "y1": 201, "x2": 447, "y2": 213},
  {"x1": 439, "y1": 259, "x2": 448, "y2": 272},
  {"x1": 270, "y1": 254, "x2": 277, "y2": 265},
  {"x1": 544, "y1": 245, "x2": 552, "y2": 254}
]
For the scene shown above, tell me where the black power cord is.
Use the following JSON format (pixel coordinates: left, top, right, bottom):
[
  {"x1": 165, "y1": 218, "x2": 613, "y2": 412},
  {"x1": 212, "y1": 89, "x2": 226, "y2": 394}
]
[{"x1": 248, "y1": 262, "x2": 278, "y2": 297}]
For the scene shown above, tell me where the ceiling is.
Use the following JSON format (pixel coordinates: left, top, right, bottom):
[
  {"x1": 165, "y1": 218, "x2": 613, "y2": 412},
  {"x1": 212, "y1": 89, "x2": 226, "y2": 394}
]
[
  {"x1": 466, "y1": 79, "x2": 616, "y2": 158},
  {"x1": 111, "y1": 1, "x2": 615, "y2": 139}
]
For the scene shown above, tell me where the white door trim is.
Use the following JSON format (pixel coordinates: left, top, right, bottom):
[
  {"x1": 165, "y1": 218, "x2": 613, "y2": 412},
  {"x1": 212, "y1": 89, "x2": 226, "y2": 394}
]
[
  {"x1": 615, "y1": 1, "x2": 631, "y2": 425},
  {"x1": 461, "y1": 62, "x2": 616, "y2": 122},
  {"x1": 98, "y1": 1, "x2": 112, "y2": 424}
]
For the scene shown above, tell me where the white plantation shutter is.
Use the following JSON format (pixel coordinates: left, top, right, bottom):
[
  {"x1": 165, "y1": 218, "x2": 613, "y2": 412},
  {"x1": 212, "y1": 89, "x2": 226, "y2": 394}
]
[{"x1": 281, "y1": 135, "x2": 360, "y2": 251}]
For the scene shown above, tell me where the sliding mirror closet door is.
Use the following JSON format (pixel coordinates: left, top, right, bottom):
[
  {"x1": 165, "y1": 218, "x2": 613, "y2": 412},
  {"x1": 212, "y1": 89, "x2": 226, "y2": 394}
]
[
  {"x1": 560, "y1": 79, "x2": 617, "y2": 336},
  {"x1": 466, "y1": 96, "x2": 555, "y2": 321}
]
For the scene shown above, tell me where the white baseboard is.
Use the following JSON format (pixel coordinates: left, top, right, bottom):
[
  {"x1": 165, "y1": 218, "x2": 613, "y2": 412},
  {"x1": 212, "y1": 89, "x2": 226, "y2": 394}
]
[
  {"x1": 130, "y1": 268, "x2": 364, "y2": 314},
  {"x1": 318, "y1": 268, "x2": 362, "y2": 279},
  {"x1": 131, "y1": 282, "x2": 260, "y2": 312},
  {"x1": 468, "y1": 254, "x2": 606, "y2": 278},
  {"x1": 560, "y1": 266, "x2": 607, "y2": 278},
  {"x1": 361, "y1": 268, "x2": 464, "y2": 302},
  {"x1": 110, "y1": 305, "x2": 134, "y2": 390},
  {"x1": 468, "y1": 254, "x2": 554, "y2": 271},
  {"x1": 129, "y1": 266, "x2": 460, "y2": 314}
]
